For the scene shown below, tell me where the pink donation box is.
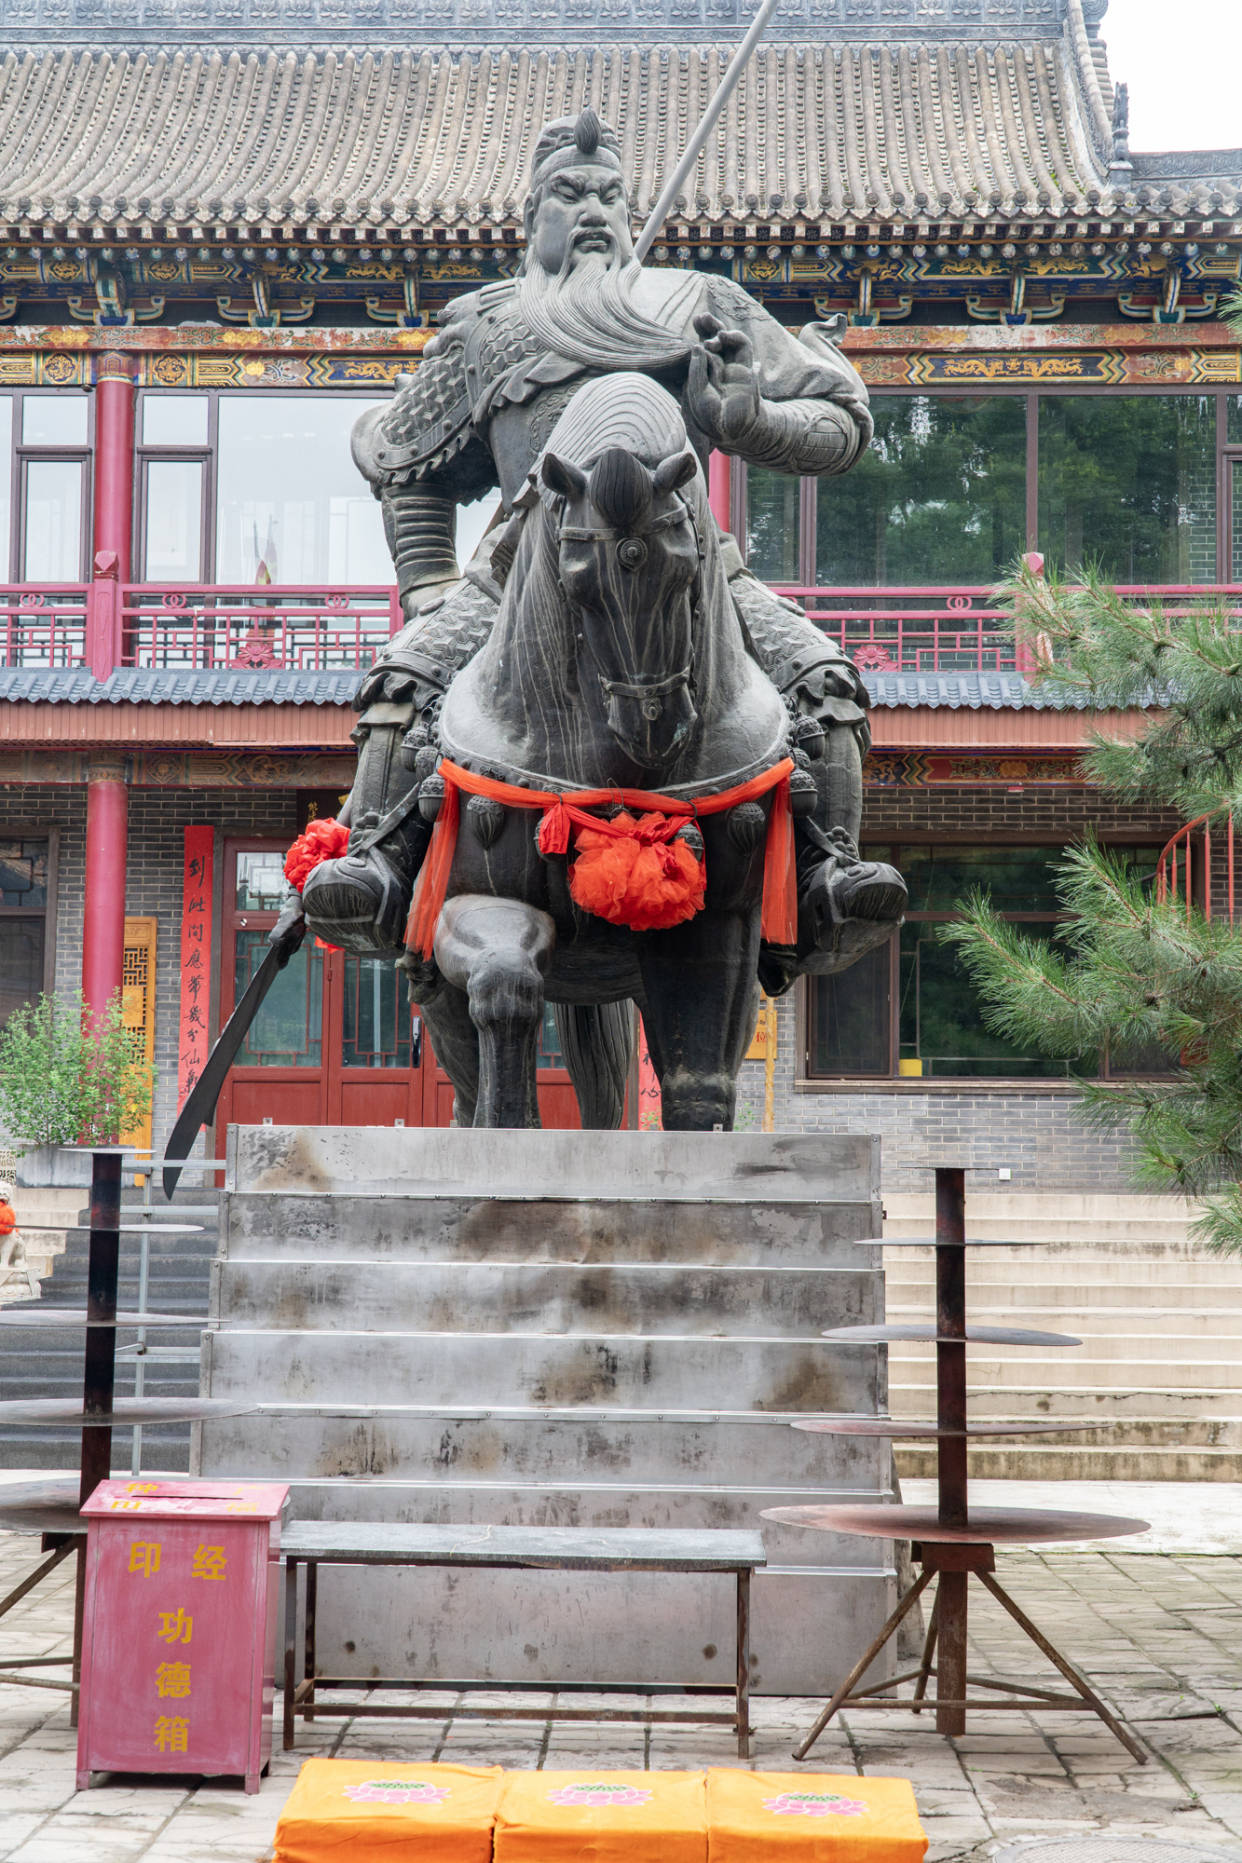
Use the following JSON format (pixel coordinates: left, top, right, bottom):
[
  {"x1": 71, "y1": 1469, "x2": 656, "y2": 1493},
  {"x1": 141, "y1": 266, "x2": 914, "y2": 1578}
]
[{"x1": 77, "y1": 1479, "x2": 289, "y2": 1793}]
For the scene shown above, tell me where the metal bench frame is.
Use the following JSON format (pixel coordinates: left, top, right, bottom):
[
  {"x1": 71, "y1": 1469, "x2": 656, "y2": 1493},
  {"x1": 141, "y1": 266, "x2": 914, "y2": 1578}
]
[{"x1": 282, "y1": 1521, "x2": 766, "y2": 1757}]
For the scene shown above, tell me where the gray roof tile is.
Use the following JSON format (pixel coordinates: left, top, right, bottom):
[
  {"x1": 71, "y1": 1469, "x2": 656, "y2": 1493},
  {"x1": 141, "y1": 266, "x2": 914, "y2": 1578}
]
[
  {"x1": 0, "y1": 31, "x2": 1149, "y2": 232},
  {"x1": 0, "y1": 667, "x2": 360, "y2": 705}
]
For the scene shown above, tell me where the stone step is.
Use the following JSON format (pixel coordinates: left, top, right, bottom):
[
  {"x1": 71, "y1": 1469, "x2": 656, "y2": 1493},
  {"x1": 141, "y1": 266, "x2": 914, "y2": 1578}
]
[
  {"x1": 893, "y1": 1442, "x2": 1242, "y2": 1482},
  {"x1": 204, "y1": 1330, "x2": 881, "y2": 1413},
  {"x1": 224, "y1": 1194, "x2": 874, "y2": 1269},
  {"x1": 884, "y1": 1275, "x2": 1242, "y2": 1305},
  {"x1": 230, "y1": 1126, "x2": 879, "y2": 1203},
  {"x1": 888, "y1": 1381, "x2": 1242, "y2": 1416},
  {"x1": 211, "y1": 1259, "x2": 876, "y2": 1337},
  {"x1": 199, "y1": 1403, "x2": 889, "y2": 1487},
  {"x1": 887, "y1": 1335, "x2": 1242, "y2": 1368},
  {"x1": 887, "y1": 1304, "x2": 1242, "y2": 1337}
]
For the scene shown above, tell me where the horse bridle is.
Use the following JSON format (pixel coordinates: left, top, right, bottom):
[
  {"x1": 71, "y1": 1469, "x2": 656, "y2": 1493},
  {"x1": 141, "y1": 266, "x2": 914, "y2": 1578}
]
[{"x1": 556, "y1": 488, "x2": 705, "y2": 722}]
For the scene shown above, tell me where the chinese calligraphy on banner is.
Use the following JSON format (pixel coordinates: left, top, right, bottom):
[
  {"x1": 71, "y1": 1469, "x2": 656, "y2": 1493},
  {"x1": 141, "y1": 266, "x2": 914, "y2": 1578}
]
[{"x1": 177, "y1": 826, "x2": 214, "y2": 1106}]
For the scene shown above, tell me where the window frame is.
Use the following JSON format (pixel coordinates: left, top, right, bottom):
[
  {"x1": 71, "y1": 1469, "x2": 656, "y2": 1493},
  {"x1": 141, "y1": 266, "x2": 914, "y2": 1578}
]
[
  {"x1": 7, "y1": 390, "x2": 94, "y2": 583},
  {"x1": 0, "y1": 828, "x2": 59, "y2": 1030},
  {"x1": 798, "y1": 835, "x2": 1170, "y2": 1090},
  {"x1": 133, "y1": 386, "x2": 392, "y2": 589},
  {"x1": 745, "y1": 384, "x2": 1242, "y2": 588}
]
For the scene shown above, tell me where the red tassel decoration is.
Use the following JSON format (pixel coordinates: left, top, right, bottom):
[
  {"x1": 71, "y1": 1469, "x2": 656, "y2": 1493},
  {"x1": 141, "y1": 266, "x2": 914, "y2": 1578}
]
[
  {"x1": 407, "y1": 779, "x2": 461, "y2": 958},
  {"x1": 760, "y1": 777, "x2": 797, "y2": 945}
]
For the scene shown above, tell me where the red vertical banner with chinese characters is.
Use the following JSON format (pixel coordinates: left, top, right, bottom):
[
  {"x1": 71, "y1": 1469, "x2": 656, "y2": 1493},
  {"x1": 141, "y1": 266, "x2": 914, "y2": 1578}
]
[
  {"x1": 177, "y1": 827, "x2": 214, "y2": 1106},
  {"x1": 77, "y1": 1479, "x2": 288, "y2": 1793}
]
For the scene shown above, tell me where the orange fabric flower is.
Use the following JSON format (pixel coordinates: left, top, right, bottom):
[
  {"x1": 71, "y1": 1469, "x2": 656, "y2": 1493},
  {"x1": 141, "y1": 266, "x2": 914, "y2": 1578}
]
[
  {"x1": 569, "y1": 812, "x2": 706, "y2": 932},
  {"x1": 284, "y1": 817, "x2": 350, "y2": 892},
  {"x1": 0, "y1": 1203, "x2": 16, "y2": 1237}
]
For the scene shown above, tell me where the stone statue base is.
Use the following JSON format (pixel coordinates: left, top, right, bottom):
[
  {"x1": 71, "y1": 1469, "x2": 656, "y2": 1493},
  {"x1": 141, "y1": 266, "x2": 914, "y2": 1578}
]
[{"x1": 196, "y1": 1126, "x2": 896, "y2": 1696}]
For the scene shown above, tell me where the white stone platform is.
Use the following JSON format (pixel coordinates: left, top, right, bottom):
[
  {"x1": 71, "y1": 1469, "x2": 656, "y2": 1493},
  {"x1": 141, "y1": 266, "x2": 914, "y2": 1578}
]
[{"x1": 196, "y1": 1127, "x2": 894, "y2": 1696}]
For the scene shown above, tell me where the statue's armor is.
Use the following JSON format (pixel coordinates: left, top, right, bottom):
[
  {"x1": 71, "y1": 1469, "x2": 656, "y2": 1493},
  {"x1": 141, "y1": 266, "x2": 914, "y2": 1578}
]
[{"x1": 305, "y1": 271, "x2": 897, "y2": 968}]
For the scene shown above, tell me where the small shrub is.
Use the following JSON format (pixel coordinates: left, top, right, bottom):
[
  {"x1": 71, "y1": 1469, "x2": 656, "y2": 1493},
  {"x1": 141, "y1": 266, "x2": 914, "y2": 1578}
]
[{"x1": 0, "y1": 990, "x2": 154, "y2": 1153}]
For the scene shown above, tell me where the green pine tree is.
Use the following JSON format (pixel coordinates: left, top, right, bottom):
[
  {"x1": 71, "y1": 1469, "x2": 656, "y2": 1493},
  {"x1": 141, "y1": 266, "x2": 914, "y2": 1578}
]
[{"x1": 942, "y1": 292, "x2": 1242, "y2": 1250}]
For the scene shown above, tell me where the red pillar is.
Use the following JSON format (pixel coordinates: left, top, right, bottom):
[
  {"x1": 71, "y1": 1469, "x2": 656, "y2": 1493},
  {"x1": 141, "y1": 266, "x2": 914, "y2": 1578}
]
[
  {"x1": 708, "y1": 450, "x2": 733, "y2": 534},
  {"x1": 82, "y1": 763, "x2": 128, "y2": 1023},
  {"x1": 91, "y1": 354, "x2": 135, "y2": 583}
]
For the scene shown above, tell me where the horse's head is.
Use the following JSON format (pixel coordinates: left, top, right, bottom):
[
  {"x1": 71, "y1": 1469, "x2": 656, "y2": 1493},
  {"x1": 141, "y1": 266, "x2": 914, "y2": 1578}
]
[{"x1": 541, "y1": 442, "x2": 701, "y2": 772}]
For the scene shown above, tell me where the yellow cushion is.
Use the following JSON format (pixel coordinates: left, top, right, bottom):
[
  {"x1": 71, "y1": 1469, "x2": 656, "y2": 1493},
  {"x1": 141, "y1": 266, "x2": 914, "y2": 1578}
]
[
  {"x1": 273, "y1": 1758, "x2": 503, "y2": 1863},
  {"x1": 495, "y1": 1768, "x2": 708, "y2": 1863},
  {"x1": 706, "y1": 1771, "x2": 927, "y2": 1863}
]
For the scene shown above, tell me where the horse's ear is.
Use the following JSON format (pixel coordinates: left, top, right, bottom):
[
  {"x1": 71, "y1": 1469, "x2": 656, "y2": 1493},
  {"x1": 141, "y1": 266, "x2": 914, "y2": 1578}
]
[
  {"x1": 542, "y1": 453, "x2": 588, "y2": 500},
  {"x1": 654, "y1": 449, "x2": 698, "y2": 494}
]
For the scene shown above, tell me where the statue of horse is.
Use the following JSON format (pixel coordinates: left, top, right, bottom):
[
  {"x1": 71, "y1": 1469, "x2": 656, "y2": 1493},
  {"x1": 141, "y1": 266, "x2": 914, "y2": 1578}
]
[{"x1": 403, "y1": 373, "x2": 799, "y2": 1130}]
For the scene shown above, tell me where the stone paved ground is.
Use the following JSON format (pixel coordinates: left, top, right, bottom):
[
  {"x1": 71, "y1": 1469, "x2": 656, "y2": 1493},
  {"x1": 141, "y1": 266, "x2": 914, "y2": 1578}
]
[{"x1": 3, "y1": 1520, "x2": 1242, "y2": 1863}]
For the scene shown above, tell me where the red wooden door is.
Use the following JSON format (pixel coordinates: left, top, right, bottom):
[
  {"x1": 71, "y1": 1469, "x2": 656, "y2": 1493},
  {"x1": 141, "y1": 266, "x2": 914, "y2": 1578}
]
[{"x1": 214, "y1": 840, "x2": 580, "y2": 1132}]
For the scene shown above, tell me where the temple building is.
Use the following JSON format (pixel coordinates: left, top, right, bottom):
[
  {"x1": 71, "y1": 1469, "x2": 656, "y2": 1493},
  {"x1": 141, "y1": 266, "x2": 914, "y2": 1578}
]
[{"x1": 0, "y1": 0, "x2": 1239, "y2": 1185}]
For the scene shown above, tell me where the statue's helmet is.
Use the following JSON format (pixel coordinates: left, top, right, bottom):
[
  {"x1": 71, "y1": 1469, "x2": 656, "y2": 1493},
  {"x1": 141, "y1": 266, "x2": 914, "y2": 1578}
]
[{"x1": 524, "y1": 108, "x2": 626, "y2": 221}]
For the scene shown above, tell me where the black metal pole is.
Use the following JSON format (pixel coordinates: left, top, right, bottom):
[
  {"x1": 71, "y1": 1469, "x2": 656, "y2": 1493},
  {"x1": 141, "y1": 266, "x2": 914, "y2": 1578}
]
[
  {"x1": 79, "y1": 1149, "x2": 122, "y2": 1507},
  {"x1": 933, "y1": 1165, "x2": 968, "y2": 1737}
]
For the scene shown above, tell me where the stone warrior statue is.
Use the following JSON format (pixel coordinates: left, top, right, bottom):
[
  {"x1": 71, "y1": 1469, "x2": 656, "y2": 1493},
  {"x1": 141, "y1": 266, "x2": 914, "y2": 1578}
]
[{"x1": 300, "y1": 109, "x2": 906, "y2": 992}]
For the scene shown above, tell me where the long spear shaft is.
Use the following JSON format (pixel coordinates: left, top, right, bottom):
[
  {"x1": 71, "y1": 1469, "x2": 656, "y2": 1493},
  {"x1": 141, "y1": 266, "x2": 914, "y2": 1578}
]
[{"x1": 635, "y1": 0, "x2": 783, "y2": 263}]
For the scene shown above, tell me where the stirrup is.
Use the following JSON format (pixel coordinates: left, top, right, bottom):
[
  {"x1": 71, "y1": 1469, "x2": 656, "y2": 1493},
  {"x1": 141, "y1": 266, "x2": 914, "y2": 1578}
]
[{"x1": 301, "y1": 850, "x2": 409, "y2": 955}]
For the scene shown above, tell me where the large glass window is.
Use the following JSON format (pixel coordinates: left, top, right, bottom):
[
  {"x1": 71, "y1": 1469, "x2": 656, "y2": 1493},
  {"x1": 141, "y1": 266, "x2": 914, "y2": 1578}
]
[
  {"x1": 142, "y1": 459, "x2": 205, "y2": 581},
  {"x1": 215, "y1": 395, "x2": 388, "y2": 584},
  {"x1": 1039, "y1": 394, "x2": 1216, "y2": 583},
  {"x1": 21, "y1": 459, "x2": 85, "y2": 581},
  {"x1": 747, "y1": 471, "x2": 802, "y2": 582},
  {"x1": 0, "y1": 837, "x2": 49, "y2": 1031},
  {"x1": 745, "y1": 391, "x2": 1241, "y2": 590},
  {"x1": 806, "y1": 844, "x2": 1161, "y2": 1081},
  {"x1": 816, "y1": 396, "x2": 1027, "y2": 585}
]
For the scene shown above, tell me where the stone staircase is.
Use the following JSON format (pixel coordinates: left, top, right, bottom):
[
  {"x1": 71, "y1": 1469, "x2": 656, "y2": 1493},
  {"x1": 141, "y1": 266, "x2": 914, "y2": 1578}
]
[
  {"x1": 882, "y1": 1191, "x2": 1242, "y2": 1481},
  {"x1": 197, "y1": 1126, "x2": 898, "y2": 1696},
  {"x1": 0, "y1": 1178, "x2": 219, "y2": 1472}
]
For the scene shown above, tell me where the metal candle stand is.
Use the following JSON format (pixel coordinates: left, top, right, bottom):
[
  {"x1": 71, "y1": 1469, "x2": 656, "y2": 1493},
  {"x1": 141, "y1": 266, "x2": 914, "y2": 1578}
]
[
  {"x1": 0, "y1": 1149, "x2": 247, "y2": 1712},
  {"x1": 763, "y1": 1166, "x2": 1149, "y2": 1764}
]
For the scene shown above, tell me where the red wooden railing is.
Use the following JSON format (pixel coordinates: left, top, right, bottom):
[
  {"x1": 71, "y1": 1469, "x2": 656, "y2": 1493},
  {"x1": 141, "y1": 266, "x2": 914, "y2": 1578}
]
[
  {"x1": 1157, "y1": 810, "x2": 1236, "y2": 927},
  {"x1": 773, "y1": 583, "x2": 1242, "y2": 677},
  {"x1": 3, "y1": 571, "x2": 1242, "y2": 680}
]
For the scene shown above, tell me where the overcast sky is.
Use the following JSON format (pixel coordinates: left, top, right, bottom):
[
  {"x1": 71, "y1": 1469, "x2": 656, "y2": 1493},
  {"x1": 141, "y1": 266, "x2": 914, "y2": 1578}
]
[{"x1": 1101, "y1": 0, "x2": 1242, "y2": 151}]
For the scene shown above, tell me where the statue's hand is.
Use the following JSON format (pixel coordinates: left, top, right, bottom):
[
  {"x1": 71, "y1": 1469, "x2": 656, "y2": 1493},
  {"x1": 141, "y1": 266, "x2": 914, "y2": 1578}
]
[{"x1": 687, "y1": 312, "x2": 763, "y2": 449}]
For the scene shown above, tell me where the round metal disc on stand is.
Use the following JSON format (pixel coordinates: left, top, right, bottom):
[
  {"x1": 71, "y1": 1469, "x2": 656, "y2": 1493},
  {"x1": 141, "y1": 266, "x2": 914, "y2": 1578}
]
[
  {"x1": 13, "y1": 1222, "x2": 204, "y2": 1235},
  {"x1": 778, "y1": 1168, "x2": 1151, "y2": 1765},
  {"x1": 792, "y1": 1416, "x2": 1109, "y2": 1439},
  {"x1": 0, "y1": 1478, "x2": 84, "y2": 1535},
  {"x1": 0, "y1": 1398, "x2": 256, "y2": 1426},
  {"x1": 762, "y1": 1502, "x2": 1151, "y2": 1544},
  {"x1": 853, "y1": 1236, "x2": 1048, "y2": 1247},
  {"x1": 822, "y1": 1322, "x2": 1081, "y2": 1346},
  {"x1": 0, "y1": 1310, "x2": 206, "y2": 1328}
]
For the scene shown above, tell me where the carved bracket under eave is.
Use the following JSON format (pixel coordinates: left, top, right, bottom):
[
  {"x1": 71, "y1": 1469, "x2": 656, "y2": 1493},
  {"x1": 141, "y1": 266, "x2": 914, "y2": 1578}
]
[
  {"x1": 216, "y1": 268, "x2": 316, "y2": 328},
  {"x1": 965, "y1": 272, "x2": 1066, "y2": 325},
  {"x1": 365, "y1": 270, "x2": 428, "y2": 328},
  {"x1": 1117, "y1": 265, "x2": 1220, "y2": 324},
  {"x1": 64, "y1": 257, "x2": 164, "y2": 326}
]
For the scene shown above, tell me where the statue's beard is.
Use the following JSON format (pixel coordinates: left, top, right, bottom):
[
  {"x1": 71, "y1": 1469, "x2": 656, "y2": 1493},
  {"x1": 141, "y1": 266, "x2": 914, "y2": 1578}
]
[{"x1": 516, "y1": 252, "x2": 692, "y2": 372}]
